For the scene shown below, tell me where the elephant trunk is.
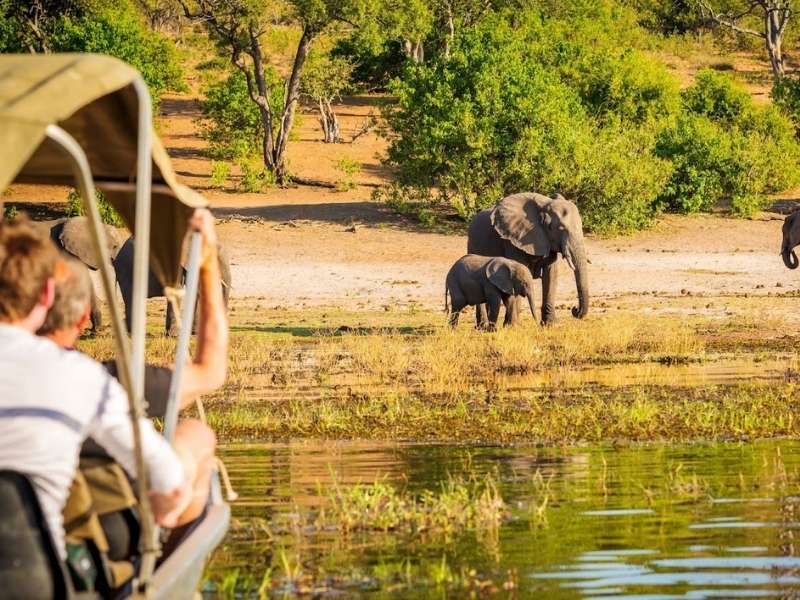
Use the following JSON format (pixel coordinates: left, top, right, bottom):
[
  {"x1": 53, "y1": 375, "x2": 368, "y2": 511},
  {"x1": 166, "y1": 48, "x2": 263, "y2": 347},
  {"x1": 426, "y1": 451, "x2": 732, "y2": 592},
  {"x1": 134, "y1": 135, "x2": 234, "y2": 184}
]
[
  {"x1": 782, "y1": 244, "x2": 799, "y2": 270},
  {"x1": 567, "y1": 239, "x2": 589, "y2": 319},
  {"x1": 527, "y1": 291, "x2": 536, "y2": 321}
]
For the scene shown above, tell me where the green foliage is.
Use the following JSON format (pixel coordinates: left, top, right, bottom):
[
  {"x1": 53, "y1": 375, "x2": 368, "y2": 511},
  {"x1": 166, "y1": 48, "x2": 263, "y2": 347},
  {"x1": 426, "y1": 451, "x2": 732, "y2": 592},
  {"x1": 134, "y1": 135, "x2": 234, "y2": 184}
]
[
  {"x1": 772, "y1": 75, "x2": 800, "y2": 132},
  {"x1": 629, "y1": 0, "x2": 704, "y2": 34},
  {"x1": 210, "y1": 161, "x2": 231, "y2": 188},
  {"x1": 302, "y1": 52, "x2": 355, "y2": 102},
  {"x1": 66, "y1": 189, "x2": 124, "y2": 227},
  {"x1": 335, "y1": 157, "x2": 361, "y2": 191},
  {"x1": 331, "y1": 37, "x2": 407, "y2": 89},
  {"x1": 655, "y1": 73, "x2": 800, "y2": 216},
  {"x1": 50, "y1": 5, "x2": 184, "y2": 100},
  {"x1": 382, "y1": 13, "x2": 673, "y2": 232},
  {"x1": 682, "y1": 69, "x2": 752, "y2": 125},
  {"x1": 237, "y1": 160, "x2": 276, "y2": 193},
  {"x1": 0, "y1": 0, "x2": 183, "y2": 101},
  {"x1": 569, "y1": 122, "x2": 673, "y2": 232},
  {"x1": 202, "y1": 69, "x2": 283, "y2": 160}
]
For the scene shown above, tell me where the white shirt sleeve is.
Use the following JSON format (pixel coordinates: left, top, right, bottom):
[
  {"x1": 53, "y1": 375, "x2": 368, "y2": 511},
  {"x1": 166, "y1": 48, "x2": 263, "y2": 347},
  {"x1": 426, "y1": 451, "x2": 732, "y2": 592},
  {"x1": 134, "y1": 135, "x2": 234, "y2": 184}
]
[{"x1": 87, "y1": 373, "x2": 185, "y2": 493}]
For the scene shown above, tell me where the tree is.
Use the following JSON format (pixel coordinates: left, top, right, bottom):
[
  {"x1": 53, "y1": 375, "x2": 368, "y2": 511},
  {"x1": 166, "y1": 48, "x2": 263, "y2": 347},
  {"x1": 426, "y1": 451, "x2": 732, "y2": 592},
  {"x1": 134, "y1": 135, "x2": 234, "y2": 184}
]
[
  {"x1": 178, "y1": 0, "x2": 361, "y2": 184},
  {"x1": 301, "y1": 52, "x2": 354, "y2": 143},
  {"x1": 698, "y1": 0, "x2": 793, "y2": 77}
]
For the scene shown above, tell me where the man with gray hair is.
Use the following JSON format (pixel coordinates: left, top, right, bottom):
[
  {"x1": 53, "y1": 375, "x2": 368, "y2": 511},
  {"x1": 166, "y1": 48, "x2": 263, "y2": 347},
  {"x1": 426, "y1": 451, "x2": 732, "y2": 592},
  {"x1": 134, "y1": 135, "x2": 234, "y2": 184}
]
[{"x1": 37, "y1": 257, "x2": 93, "y2": 347}]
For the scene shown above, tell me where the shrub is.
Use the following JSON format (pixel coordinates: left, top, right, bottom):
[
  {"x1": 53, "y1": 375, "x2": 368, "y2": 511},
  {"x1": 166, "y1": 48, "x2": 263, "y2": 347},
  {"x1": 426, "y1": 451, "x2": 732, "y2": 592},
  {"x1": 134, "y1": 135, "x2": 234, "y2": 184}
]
[
  {"x1": 655, "y1": 109, "x2": 799, "y2": 216},
  {"x1": 237, "y1": 160, "x2": 275, "y2": 193},
  {"x1": 335, "y1": 157, "x2": 361, "y2": 191},
  {"x1": 682, "y1": 69, "x2": 752, "y2": 125},
  {"x1": 202, "y1": 69, "x2": 283, "y2": 160},
  {"x1": 655, "y1": 71, "x2": 800, "y2": 217},
  {"x1": 654, "y1": 115, "x2": 731, "y2": 213},
  {"x1": 209, "y1": 161, "x2": 231, "y2": 188},
  {"x1": 382, "y1": 14, "x2": 672, "y2": 232},
  {"x1": 50, "y1": 6, "x2": 184, "y2": 101},
  {"x1": 568, "y1": 121, "x2": 673, "y2": 233},
  {"x1": 384, "y1": 17, "x2": 591, "y2": 219},
  {"x1": 772, "y1": 75, "x2": 800, "y2": 133},
  {"x1": 66, "y1": 189, "x2": 124, "y2": 227}
]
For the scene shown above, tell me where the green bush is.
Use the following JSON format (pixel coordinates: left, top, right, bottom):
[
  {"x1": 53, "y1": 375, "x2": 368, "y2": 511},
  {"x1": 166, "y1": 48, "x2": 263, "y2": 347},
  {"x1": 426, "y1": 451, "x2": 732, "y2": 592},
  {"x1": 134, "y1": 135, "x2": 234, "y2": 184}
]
[
  {"x1": 682, "y1": 69, "x2": 752, "y2": 125},
  {"x1": 655, "y1": 109, "x2": 799, "y2": 216},
  {"x1": 335, "y1": 157, "x2": 361, "y2": 191},
  {"x1": 382, "y1": 14, "x2": 672, "y2": 232},
  {"x1": 237, "y1": 160, "x2": 276, "y2": 193},
  {"x1": 654, "y1": 71, "x2": 800, "y2": 217},
  {"x1": 385, "y1": 17, "x2": 589, "y2": 219},
  {"x1": 202, "y1": 69, "x2": 283, "y2": 161},
  {"x1": 569, "y1": 121, "x2": 673, "y2": 232},
  {"x1": 209, "y1": 161, "x2": 231, "y2": 188},
  {"x1": 772, "y1": 75, "x2": 800, "y2": 133},
  {"x1": 50, "y1": 6, "x2": 184, "y2": 101},
  {"x1": 66, "y1": 189, "x2": 124, "y2": 227}
]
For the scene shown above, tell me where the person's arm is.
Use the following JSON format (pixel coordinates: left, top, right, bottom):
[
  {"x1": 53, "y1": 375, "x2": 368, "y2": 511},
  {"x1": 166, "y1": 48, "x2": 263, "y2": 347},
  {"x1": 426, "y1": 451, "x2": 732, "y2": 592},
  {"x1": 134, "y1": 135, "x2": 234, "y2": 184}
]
[
  {"x1": 179, "y1": 209, "x2": 228, "y2": 409},
  {"x1": 87, "y1": 371, "x2": 190, "y2": 526}
]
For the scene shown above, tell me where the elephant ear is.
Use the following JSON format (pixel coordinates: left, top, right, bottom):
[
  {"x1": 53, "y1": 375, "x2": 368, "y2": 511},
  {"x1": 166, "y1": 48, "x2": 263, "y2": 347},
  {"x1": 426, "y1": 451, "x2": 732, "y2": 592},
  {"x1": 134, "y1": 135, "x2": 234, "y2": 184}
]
[
  {"x1": 490, "y1": 192, "x2": 552, "y2": 256},
  {"x1": 485, "y1": 259, "x2": 514, "y2": 296},
  {"x1": 60, "y1": 216, "x2": 102, "y2": 270}
]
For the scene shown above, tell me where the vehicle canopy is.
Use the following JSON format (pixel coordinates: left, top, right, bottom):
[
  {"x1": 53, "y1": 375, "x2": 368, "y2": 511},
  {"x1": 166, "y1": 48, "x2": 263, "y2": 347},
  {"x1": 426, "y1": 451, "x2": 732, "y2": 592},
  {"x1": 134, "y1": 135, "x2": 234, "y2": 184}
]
[{"x1": 0, "y1": 53, "x2": 204, "y2": 288}]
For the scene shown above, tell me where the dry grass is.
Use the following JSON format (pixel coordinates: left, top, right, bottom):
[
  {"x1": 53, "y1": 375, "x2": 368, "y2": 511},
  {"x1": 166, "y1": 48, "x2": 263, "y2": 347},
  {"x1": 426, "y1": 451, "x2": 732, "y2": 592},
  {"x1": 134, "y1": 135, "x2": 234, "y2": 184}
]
[{"x1": 317, "y1": 314, "x2": 704, "y2": 396}]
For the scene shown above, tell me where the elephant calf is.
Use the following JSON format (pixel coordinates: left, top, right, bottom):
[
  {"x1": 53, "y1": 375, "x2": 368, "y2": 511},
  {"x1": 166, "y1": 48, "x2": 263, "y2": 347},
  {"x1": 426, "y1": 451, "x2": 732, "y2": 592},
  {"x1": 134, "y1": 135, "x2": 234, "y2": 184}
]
[{"x1": 445, "y1": 255, "x2": 536, "y2": 330}]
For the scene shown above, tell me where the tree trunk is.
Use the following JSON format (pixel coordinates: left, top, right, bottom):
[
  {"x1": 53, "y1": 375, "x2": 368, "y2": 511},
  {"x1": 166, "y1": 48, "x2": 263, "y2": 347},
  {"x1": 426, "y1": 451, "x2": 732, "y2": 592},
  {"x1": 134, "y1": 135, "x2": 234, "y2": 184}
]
[
  {"x1": 273, "y1": 25, "x2": 315, "y2": 185},
  {"x1": 444, "y1": 4, "x2": 455, "y2": 59},
  {"x1": 402, "y1": 39, "x2": 425, "y2": 63},
  {"x1": 765, "y1": 8, "x2": 786, "y2": 76},
  {"x1": 318, "y1": 98, "x2": 340, "y2": 143}
]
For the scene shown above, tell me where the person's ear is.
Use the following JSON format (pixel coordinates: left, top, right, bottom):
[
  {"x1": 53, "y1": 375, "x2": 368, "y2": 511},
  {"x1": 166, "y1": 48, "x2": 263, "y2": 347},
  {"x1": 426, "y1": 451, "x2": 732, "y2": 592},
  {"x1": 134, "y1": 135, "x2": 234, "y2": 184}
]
[
  {"x1": 41, "y1": 277, "x2": 55, "y2": 310},
  {"x1": 77, "y1": 304, "x2": 91, "y2": 333}
]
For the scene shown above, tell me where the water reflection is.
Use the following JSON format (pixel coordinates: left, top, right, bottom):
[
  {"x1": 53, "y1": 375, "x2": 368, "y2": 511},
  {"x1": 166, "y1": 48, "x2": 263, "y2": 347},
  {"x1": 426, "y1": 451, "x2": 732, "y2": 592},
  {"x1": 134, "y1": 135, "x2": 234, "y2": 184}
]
[{"x1": 210, "y1": 440, "x2": 800, "y2": 598}]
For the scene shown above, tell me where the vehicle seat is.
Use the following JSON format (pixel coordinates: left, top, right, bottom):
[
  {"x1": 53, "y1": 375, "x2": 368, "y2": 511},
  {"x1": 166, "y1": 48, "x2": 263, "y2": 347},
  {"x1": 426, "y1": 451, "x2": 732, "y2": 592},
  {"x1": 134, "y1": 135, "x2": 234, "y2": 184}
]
[{"x1": 0, "y1": 470, "x2": 72, "y2": 599}]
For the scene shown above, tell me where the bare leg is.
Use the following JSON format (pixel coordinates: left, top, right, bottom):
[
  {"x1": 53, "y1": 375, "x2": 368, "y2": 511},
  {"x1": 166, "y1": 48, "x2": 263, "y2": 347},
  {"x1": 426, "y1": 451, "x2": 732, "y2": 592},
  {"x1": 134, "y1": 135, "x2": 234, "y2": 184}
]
[{"x1": 171, "y1": 419, "x2": 216, "y2": 526}]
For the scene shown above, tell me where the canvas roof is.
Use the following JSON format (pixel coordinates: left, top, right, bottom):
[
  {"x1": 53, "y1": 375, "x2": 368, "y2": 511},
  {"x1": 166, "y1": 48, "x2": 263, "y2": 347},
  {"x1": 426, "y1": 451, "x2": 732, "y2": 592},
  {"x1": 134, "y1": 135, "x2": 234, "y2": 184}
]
[{"x1": 0, "y1": 53, "x2": 206, "y2": 287}]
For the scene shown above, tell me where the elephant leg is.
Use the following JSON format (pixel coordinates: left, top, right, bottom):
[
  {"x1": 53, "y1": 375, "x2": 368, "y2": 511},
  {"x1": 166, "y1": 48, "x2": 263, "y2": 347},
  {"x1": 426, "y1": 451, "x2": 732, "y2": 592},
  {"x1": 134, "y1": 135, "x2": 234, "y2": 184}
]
[
  {"x1": 486, "y1": 294, "x2": 501, "y2": 331},
  {"x1": 449, "y1": 295, "x2": 466, "y2": 328},
  {"x1": 89, "y1": 285, "x2": 102, "y2": 333},
  {"x1": 475, "y1": 304, "x2": 489, "y2": 330},
  {"x1": 541, "y1": 259, "x2": 559, "y2": 325},
  {"x1": 165, "y1": 299, "x2": 178, "y2": 337},
  {"x1": 502, "y1": 296, "x2": 514, "y2": 327},
  {"x1": 122, "y1": 292, "x2": 133, "y2": 334}
]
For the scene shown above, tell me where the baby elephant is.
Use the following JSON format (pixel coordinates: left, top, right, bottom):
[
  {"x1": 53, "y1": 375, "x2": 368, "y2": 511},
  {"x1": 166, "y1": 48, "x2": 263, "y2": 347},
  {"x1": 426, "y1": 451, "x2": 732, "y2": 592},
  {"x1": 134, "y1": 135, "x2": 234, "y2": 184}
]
[{"x1": 445, "y1": 255, "x2": 536, "y2": 330}]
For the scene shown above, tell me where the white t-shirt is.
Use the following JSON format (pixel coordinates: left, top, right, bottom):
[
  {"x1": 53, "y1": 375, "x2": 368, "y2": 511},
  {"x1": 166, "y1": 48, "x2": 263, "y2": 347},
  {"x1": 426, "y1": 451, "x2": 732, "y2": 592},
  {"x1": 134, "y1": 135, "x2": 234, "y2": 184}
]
[{"x1": 0, "y1": 323, "x2": 185, "y2": 558}]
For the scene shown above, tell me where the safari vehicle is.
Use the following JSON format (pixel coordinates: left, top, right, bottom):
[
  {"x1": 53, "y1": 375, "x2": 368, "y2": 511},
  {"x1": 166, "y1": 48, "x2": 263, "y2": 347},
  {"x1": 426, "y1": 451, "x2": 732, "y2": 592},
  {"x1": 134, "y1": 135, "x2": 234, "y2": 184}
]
[{"x1": 0, "y1": 54, "x2": 230, "y2": 599}]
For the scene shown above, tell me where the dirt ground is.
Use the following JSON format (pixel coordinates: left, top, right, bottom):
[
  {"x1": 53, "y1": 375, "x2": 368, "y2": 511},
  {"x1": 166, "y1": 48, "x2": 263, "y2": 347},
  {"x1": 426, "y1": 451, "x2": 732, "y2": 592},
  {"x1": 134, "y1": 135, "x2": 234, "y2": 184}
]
[{"x1": 4, "y1": 80, "x2": 800, "y2": 314}]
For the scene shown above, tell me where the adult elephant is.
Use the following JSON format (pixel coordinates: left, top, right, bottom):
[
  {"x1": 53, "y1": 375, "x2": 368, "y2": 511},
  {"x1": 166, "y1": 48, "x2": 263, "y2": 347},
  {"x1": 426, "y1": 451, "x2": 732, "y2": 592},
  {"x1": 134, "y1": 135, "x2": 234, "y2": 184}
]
[
  {"x1": 32, "y1": 217, "x2": 127, "y2": 332},
  {"x1": 114, "y1": 237, "x2": 232, "y2": 335},
  {"x1": 781, "y1": 210, "x2": 800, "y2": 269},
  {"x1": 467, "y1": 192, "x2": 589, "y2": 324}
]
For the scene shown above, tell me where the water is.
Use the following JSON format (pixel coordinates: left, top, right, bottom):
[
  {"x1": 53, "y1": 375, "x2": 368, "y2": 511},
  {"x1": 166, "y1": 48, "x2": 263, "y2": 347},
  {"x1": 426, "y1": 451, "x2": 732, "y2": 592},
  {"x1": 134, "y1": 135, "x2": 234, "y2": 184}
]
[{"x1": 208, "y1": 440, "x2": 800, "y2": 598}]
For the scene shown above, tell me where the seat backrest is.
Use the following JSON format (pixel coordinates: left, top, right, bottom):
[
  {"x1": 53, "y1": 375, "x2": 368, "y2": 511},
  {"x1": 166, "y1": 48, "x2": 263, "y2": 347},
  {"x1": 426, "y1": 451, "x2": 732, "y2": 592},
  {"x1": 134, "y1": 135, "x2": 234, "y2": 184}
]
[{"x1": 0, "y1": 470, "x2": 70, "y2": 599}]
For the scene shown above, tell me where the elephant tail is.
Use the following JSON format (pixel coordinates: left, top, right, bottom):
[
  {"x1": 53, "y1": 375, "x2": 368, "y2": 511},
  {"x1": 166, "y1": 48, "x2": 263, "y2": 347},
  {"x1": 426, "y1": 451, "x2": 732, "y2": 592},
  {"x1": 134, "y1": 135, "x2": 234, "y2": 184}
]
[{"x1": 444, "y1": 284, "x2": 450, "y2": 314}]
